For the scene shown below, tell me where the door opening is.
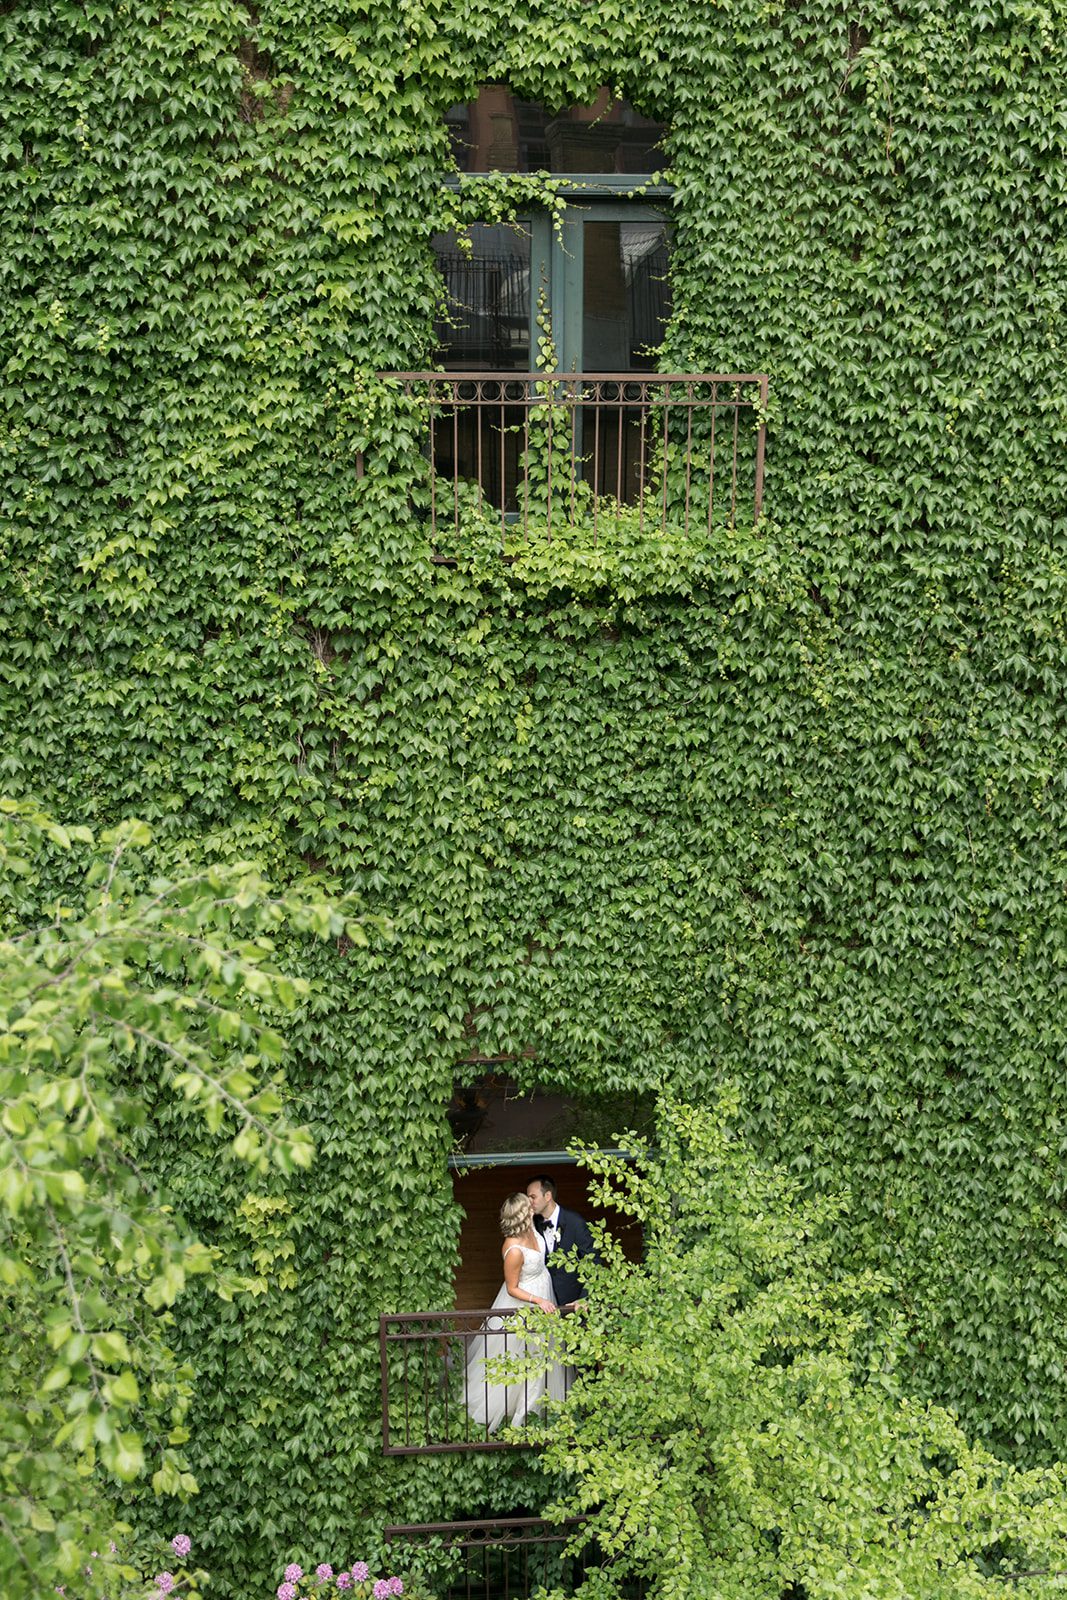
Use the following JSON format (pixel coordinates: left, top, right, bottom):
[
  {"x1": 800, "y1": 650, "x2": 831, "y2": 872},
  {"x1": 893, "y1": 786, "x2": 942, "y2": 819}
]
[{"x1": 446, "y1": 1069, "x2": 649, "y2": 1309}]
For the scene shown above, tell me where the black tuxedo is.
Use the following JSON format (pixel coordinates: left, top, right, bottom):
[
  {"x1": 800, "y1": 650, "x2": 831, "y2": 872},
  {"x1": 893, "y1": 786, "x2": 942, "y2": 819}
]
[{"x1": 535, "y1": 1205, "x2": 596, "y2": 1305}]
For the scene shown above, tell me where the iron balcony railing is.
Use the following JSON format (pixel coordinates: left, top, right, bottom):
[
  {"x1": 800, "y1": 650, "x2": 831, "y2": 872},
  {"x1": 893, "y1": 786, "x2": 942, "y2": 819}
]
[
  {"x1": 380, "y1": 371, "x2": 768, "y2": 555},
  {"x1": 385, "y1": 1516, "x2": 645, "y2": 1600},
  {"x1": 380, "y1": 1309, "x2": 574, "y2": 1455}
]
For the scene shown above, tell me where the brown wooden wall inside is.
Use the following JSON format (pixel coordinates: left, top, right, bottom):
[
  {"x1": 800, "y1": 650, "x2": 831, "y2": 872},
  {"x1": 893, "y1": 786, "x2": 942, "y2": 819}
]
[{"x1": 451, "y1": 1164, "x2": 643, "y2": 1309}]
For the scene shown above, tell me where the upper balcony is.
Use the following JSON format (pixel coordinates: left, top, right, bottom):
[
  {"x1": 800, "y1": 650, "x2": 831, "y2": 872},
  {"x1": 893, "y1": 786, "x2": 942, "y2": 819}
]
[{"x1": 377, "y1": 371, "x2": 768, "y2": 561}]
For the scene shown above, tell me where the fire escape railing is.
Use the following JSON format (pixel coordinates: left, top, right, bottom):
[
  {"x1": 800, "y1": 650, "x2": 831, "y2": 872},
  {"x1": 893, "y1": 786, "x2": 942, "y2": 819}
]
[
  {"x1": 378, "y1": 372, "x2": 768, "y2": 555},
  {"x1": 385, "y1": 1517, "x2": 646, "y2": 1600},
  {"x1": 380, "y1": 1310, "x2": 574, "y2": 1455}
]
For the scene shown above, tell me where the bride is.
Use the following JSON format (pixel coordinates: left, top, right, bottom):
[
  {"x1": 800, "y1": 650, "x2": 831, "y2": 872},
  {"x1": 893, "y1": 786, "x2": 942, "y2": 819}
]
[{"x1": 464, "y1": 1192, "x2": 567, "y2": 1432}]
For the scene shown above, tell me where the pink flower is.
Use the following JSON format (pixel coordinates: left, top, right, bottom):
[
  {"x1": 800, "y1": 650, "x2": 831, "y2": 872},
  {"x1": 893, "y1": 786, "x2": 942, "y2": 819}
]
[
  {"x1": 316, "y1": 1565, "x2": 334, "y2": 1582},
  {"x1": 373, "y1": 1583, "x2": 390, "y2": 1600},
  {"x1": 155, "y1": 1577, "x2": 175, "y2": 1596},
  {"x1": 172, "y1": 1534, "x2": 192, "y2": 1560},
  {"x1": 109, "y1": 1542, "x2": 118, "y2": 1555},
  {"x1": 388, "y1": 1581, "x2": 403, "y2": 1597},
  {"x1": 285, "y1": 1567, "x2": 304, "y2": 1584},
  {"x1": 337, "y1": 1577, "x2": 352, "y2": 1591},
  {"x1": 352, "y1": 1565, "x2": 369, "y2": 1583},
  {"x1": 278, "y1": 1586, "x2": 297, "y2": 1600}
]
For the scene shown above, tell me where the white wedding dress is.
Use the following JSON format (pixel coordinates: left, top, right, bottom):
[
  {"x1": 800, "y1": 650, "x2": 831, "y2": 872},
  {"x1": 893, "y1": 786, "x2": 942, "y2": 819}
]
[{"x1": 464, "y1": 1233, "x2": 567, "y2": 1432}]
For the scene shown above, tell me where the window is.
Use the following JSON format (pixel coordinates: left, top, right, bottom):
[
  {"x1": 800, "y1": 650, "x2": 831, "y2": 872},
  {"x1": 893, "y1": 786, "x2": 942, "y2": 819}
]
[
  {"x1": 445, "y1": 85, "x2": 667, "y2": 177},
  {"x1": 431, "y1": 222, "x2": 532, "y2": 369},
  {"x1": 435, "y1": 87, "x2": 672, "y2": 374}
]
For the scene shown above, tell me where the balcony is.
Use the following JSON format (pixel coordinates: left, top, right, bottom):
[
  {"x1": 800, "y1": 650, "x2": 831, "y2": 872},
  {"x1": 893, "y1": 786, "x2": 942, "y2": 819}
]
[
  {"x1": 378, "y1": 372, "x2": 768, "y2": 558},
  {"x1": 380, "y1": 1309, "x2": 574, "y2": 1454},
  {"x1": 386, "y1": 1516, "x2": 645, "y2": 1599}
]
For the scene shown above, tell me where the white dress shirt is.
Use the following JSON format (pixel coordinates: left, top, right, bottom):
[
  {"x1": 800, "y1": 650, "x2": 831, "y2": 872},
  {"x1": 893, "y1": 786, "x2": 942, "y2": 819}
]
[{"x1": 543, "y1": 1203, "x2": 561, "y2": 1253}]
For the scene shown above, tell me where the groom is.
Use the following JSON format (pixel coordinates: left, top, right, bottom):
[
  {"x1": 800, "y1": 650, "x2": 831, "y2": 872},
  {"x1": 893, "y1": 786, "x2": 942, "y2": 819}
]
[{"x1": 526, "y1": 1174, "x2": 596, "y2": 1309}]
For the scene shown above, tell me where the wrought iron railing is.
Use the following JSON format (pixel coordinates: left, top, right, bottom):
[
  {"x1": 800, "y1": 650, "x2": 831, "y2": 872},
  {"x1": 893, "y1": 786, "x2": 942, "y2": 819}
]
[
  {"x1": 385, "y1": 1516, "x2": 645, "y2": 1600},
  {"x1": 380, "y1": 1309, "x2": 573, "y2": 1455},
  {"x1": 380, "y1": 371, "x2": 768, "y2": 555}
]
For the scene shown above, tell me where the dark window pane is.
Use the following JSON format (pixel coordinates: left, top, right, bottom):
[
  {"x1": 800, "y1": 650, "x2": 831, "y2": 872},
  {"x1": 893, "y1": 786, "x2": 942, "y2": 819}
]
[
  {"x1": 582, "y1": 220, "x2": 672, "y2": 371},
  {"x1": 432, "y1": 223, "x2": 531, "y2": 369},
  {"x1": 446, "y1": 86, "x2": 666, "y2": 175}
]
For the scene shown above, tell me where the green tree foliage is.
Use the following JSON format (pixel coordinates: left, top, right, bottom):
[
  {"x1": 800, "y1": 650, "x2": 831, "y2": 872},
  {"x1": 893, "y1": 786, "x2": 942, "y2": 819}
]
[
  {"x1": 543, "y1": 1099, "x2": 1067, "y2": 1599},
  {"x1": 3, "y1": 0, "x2": 1067, "y2": 1593},
  {"x1": 0, "y1": 800, "x2": 365, "y2": 1598}
]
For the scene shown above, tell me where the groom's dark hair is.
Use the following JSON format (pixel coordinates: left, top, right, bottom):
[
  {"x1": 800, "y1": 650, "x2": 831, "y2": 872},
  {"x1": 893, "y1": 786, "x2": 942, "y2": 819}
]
[{"x1": 530, "y1": 1173, "x2": 558, "y2": 1200}]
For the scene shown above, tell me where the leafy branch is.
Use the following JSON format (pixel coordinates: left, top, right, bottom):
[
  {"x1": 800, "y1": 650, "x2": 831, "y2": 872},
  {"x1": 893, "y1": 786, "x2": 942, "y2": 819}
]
[{"x1": 0, "y1": 799, "x2": 385, "y2": 1599}]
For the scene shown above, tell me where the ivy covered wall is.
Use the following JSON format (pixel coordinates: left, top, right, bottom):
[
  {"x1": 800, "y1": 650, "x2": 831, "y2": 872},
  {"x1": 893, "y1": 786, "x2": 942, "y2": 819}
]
[{"x1": 4, "y1": 0, "x2": 1067, "y2": 1592}]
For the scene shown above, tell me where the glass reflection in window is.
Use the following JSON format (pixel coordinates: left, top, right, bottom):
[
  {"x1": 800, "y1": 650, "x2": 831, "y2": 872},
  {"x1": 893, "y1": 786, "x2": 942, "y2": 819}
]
[
  {"x1": 583, "y1": 220, "x2": 672, "y2": 371},
  {"x1": 446, "y1": 86, "x2": 667, "y2": 176},
  {"x1": 432, "y1": 222, "x2": 531, "y2": 370}
]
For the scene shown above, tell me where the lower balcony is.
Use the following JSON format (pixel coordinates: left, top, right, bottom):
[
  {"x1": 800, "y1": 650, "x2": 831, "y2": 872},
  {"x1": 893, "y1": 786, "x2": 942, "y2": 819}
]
[
  {"x1": 377, "y1": 371, "x2": 768, "y2": 558},
  {"x1": 385, "y1": 1517, "x2": 645, "y2": 1600}
]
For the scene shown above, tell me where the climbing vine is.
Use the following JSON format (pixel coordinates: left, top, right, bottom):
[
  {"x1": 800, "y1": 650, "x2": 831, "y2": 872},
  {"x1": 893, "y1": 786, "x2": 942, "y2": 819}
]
[{"x1": 3, "y1": 0, "x2": 1067, "y2": 1595}]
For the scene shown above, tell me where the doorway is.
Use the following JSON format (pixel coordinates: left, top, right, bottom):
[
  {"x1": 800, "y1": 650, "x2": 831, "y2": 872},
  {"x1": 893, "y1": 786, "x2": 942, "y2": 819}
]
[
  {"x1": 447, "y1": 1072, "x2": 650, "y2": 1309},
  {"x1": 433, "y1": 206, "x2": 672, "y2": 375}
]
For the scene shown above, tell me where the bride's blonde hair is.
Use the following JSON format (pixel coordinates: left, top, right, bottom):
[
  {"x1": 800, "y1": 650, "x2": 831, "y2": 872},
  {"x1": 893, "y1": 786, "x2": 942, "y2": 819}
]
[{"x1": 499, "y1": 1192, "x2": 533, "y2": 1237}]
